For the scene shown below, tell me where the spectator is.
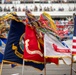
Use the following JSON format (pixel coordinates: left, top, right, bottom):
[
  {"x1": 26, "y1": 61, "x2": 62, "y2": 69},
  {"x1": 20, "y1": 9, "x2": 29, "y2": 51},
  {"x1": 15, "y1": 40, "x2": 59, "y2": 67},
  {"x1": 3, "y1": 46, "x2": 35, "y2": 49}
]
[
  {"x1": 13, "y1": 7, "x2": 17, "y2": 12},
  {"x1": 39, "y1": 5, "x2": 42, "y2": 11},
  {"x1": 60, "y1": 19, "x2": 65, "y2": 25},
  {"x1": 22, "y1": 8, "x2": 25, "y2": 12},
  {"x1": 68, "y1": 19, "x2": 73, "y2": 25},
  {"x1": 11, "y1": 6, "x2": 15, "y2": 11},
  {"x1": 0, "y1": 6, "x2": 2, "y2": 12},
  {"x1": 63, "y1": 0, "x2": 67, "y2": 3},
  {"x1": 55, "y1": 20, "x2": 60, "y2": 25},
  {"x1": 73, "y1": 7, "x2": 76, "y2": 11},
  {"x1": 69, "y1": 7, "x2": 72, "y2": 11},
  {"x1": 4, "y1": 7, "x2": 7, "y2": 11},
  {"x1": 58, "y1": 7, "x2": 64, "y2": 11},
  {"x1": 18, "y1": 7, "x2": 21, "y2": 11},
  {"x1": 7, "y1": 7, "x2": 10, "y2": 11},
  {"x1": 34, "y1": 5, "x2": 38, "y2": 11},
  {"x1": 25, "y1": 6, "x2": 28, "y2": 10},
  {"x1": 64, "y1": 19, "x2": 68, "y2": 25}
]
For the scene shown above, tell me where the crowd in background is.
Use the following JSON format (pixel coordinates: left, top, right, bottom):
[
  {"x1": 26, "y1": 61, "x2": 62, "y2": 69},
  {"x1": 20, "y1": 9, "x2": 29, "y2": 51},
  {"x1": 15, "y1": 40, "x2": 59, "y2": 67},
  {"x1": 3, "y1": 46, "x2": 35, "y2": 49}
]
[
  {"x1": 54, "y1": 18, "x2": 73, "y2": 26},
  {"x1": 1, "y1": 0, "x2": 76, "y2": 4},
  {"x1": 0, "y1": 5, "x2": 76, "y2": 12}
]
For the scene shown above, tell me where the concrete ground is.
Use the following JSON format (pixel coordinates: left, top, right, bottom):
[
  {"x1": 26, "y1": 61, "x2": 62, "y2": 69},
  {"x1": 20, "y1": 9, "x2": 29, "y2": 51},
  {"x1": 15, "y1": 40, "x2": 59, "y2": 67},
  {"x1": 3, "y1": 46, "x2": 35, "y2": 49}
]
[{"x1": 0, "y1": 63, "x2": 76, "y2": 75}]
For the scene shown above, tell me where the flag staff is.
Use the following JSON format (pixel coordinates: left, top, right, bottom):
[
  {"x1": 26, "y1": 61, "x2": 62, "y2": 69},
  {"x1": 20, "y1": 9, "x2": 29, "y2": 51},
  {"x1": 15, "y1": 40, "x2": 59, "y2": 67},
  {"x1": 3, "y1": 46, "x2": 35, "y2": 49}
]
[
  {"x1": 44, "y1": 57, "x2": 46, "y2": 75},
  {"x1": 0, "y1": 61, "x2": 3, "y2": 75},
  {"x1": 70, "y1": 54, "x2": 73, "y2": 75},
  {"x1": 22, "y1": 60, "x2": 25, "y2": 75}
]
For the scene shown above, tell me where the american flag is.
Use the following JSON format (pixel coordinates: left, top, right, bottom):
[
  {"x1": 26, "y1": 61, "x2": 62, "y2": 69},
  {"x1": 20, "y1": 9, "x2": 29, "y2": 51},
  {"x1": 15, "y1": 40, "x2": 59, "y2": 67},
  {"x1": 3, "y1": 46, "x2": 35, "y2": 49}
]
[{"x1": 72, "y1": 15, "x2": 76, "y2": 55}]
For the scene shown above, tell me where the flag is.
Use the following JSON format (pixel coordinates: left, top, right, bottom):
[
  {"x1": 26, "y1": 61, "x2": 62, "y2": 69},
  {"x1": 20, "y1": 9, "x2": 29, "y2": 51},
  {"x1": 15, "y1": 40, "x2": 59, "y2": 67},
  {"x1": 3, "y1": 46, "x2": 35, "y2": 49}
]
[
  {"x1": 0, "y1": 37, "x2": 17, "y2": 67},
  {"x1": 23, "y1": 24, "x2": 44, "y2": 70},
  {"x1": 72, "y1": 15, "x2": 76, "y2": 55},
  {"x1": 39, "y1": 12, "x2": 57, "y2": 33},
  {"x1": 44, "y1": 33, "x2": 71, "y2": 65},
  {"x1": 3, "y1": 20, "x2": 25, "y2": 64}
]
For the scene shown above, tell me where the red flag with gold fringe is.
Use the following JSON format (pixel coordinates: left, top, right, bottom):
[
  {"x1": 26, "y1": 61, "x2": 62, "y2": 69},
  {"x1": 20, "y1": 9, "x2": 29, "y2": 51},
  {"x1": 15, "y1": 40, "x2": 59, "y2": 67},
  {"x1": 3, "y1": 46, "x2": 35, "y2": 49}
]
[{"x1": 23, "y1": 24, "x2": 44, "y2": 65}]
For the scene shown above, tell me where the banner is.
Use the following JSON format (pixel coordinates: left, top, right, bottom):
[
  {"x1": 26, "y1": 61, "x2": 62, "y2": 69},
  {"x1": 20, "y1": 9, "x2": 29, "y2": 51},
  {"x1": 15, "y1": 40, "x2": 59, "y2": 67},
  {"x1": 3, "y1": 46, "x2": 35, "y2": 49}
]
[
  {"x1": 39, "y1": 12, "x2": 57, "y2": 33},
  {"x1": 3, "y1": 20, "x2": 25, "y2": 64},
  {"x1": 44, "y1": 33, "x2": 71, "y2": 65},
  {"x1": 23, "y1": 24, "x2": 44, "y2": 70}
]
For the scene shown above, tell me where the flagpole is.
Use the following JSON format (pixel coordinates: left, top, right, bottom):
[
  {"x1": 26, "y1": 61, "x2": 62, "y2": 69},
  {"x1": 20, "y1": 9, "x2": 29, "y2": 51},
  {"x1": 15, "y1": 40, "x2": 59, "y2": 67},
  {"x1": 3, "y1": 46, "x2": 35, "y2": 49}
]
[
  {"x1": 70, "y1": 54, "x2": 73, "y2": 75},
  {"x1": 44, "y1": 57, "x2": 46, "y2": 75},
  {"x1": 0, "y1": 61, "x2": 3, "y2": 75},
  {"x1": 22, "y1": 60, "x2": 25, "y2": 75},
  {"x1": 70, "y1": 55, "x2": 76, "y2": 75}
]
